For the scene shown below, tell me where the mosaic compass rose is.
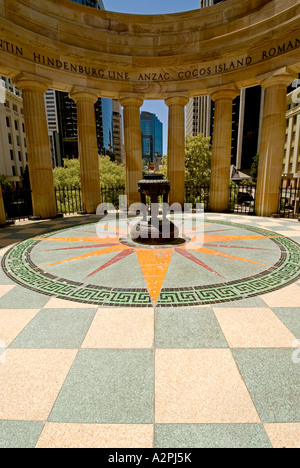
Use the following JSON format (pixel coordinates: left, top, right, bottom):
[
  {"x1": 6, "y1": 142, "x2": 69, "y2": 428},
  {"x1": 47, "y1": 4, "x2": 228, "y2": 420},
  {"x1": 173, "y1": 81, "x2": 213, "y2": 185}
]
[{"x1": 2, "y1": 219, "x2": 300, "y2": 307}]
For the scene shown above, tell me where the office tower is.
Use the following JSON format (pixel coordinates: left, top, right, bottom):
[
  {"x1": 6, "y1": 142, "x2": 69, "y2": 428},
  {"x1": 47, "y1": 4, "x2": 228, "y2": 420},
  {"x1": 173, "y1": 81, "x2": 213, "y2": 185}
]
[
  {"x1": 44, "y1": 89, "x2": 62, "y2": 168},
  {"x1": 141, "y1": 111, "x2": 163, "y2": 164},
  {"x1": 187, "y1": 0, "x2": 262, "y2": 172},
  {"x1": 112, "y1": 100, "x2": 125, "y2": 163},
  {"x1": 283, "y1": 83, "x2": 300, "y2": 188},
  {"x1": 50, "y1": 0, "x2": 115, "y2": 163},
  {"x1": 0, "y1": 77, "x2": 28, "y2": 185}
]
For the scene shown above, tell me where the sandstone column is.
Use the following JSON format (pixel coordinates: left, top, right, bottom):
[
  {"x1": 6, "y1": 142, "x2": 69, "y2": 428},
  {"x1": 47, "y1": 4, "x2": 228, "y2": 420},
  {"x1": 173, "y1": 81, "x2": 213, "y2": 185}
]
[
  {"x1": 256, "y1": 72, "x2": 294, "y2": 217},
  {"x1": 70, "y1": 90, "x2": 101, "y2": 214},
  {"x1": 165, "y1": 95, "x2": 189, "y2": 206},
  {"x1": 15, "y1": 78, "x2": 57, "y2": 219},
  {"x1": 209, "y1": 88, "x2": 239, "y2": 213},
  {"x1": 0, "y1": 186, "x2": 6, "y2": 225},
  {"x1": 119, "y1": 95, "x2": 144, "y2": 206}
]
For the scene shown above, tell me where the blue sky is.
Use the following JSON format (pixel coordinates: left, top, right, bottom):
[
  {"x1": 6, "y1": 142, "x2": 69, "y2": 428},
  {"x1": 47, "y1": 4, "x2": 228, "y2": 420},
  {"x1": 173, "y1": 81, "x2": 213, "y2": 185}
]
[{"x1": 104, "y1": 0, "x2": 201, "y2": 154}]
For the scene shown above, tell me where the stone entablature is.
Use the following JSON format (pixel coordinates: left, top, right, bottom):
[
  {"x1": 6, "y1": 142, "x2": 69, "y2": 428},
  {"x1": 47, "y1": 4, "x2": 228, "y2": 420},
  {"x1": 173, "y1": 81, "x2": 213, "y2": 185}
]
[{"x1": 0, "y1": 0, "x2": 299, "y2": 98}]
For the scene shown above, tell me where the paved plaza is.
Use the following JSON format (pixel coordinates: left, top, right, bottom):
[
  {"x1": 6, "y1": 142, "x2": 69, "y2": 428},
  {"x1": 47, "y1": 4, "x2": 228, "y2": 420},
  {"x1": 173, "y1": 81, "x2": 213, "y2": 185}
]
[{"x1": 0, "y1": 213, "x2": 300, "y2": 448}]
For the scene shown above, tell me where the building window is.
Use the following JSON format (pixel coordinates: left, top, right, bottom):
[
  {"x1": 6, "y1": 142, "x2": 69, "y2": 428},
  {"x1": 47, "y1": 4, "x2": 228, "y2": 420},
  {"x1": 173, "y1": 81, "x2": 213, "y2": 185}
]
[
  {"x1": 13, "y1": 104, "x2": 18, "y2": 112},
  {"x1": 24, "y1": 138, "x2": 27, "y2": 148},
  {"x1": 18, "y1": 151, "x2": 22, "y2": 162},
  {"x1": 8, "y1": 133, "x2": 12, "y2": 144},
  {"x1": 16, "y1": 135, "x2": 20, "y2": 146},
  {"x1": 14, "y1": 120, "x2": 18, "y2": 131},
  {"x1": 6, "y1": 116, "x2": 10, "y2": 127},
  {"x1": 12, "y1": 166, "x2": 16, "y2": 176},
  {"x1": 22, "y1": 123, "x2": 25, "y2": 133},
  {"x1": 10, "y1": 150, "x2": 14, "y2": 161}
]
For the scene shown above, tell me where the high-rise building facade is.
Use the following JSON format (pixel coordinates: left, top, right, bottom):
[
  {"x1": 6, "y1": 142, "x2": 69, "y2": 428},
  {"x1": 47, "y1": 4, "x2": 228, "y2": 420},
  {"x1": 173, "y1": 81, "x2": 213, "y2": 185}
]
[
  {"x1": 0, "y1": 77, "x2": 28, "y2": 185},
  {"x1": 44, "y1": 89, "x2": 61, "y2": 168},
  {"x1": 112, "y1": 100, "x2": 125, "y2": 163},
  {"x1": 141, "y1": 111, "x2": 163, "y2": 163},
  {"x1": 187, "y1": 0, "x2": 263, "y2": 173},
  {"x1": 48, "y1": 0, "x2": 116, "y2": 164},
  {"x1": 283, "y1": 84, "x2": 300, "y2": 188}
]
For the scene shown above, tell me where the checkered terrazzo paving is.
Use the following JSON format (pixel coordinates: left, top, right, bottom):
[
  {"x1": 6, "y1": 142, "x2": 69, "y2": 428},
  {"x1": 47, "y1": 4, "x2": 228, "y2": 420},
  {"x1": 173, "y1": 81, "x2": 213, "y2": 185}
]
[{"x1": 0, "y1": 214, "x2": 300, "y2": 448}]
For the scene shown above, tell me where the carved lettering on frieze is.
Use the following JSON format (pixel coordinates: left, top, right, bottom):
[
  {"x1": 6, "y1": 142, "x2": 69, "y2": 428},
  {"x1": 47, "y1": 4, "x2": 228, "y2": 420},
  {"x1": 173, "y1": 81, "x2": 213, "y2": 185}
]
[{"x1": 0, "y1": 37, "x2": 299, "y2": 82}]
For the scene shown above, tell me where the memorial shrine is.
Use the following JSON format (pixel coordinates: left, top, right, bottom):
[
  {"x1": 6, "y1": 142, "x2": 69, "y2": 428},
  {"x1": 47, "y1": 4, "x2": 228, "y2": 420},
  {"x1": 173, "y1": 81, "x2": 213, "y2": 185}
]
[{"x1": 0, "y1": 0, "x2": 299, "y2": 219}]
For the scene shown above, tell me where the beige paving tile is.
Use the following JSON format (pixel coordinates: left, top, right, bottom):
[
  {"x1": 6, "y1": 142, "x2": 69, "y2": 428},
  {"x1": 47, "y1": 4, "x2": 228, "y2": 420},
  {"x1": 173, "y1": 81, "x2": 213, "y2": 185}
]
[
  {"x1": 0, "y1": 285, "x2": 15, "y2": 298},
  {"x1": 155, "y1": 349, "x2": 260, "y2": 424},
  {"x1": 0, "y1": 349, "x2": 77, "y2": 421},
  {"x1": 82, "y1": 308, "x2": 154, "y2": 349},
  {"x1": 275, "y1": 231, "x2": 300, "y2": 237},
  {"x1": 0, "y1": 245, "x2": 15, "y2": 257},
  {"x1": 213, "y1": 308, "x2": 296, "y2": 348},
  {"x1": 264, "y1": 423, "x2": 300, "y2": 449},
  {"x1": 262, "y1": 284, "x2": 300, "y2": 308},
  {"x1": 36, "y1": 423, "x2": 153, "y2": 448},
  {"x1": 43, "y1": 297, "x2": 97, "y2": 309},
  {"x1": 0, "y1": 309, "x2": 40, "y2": 346}
]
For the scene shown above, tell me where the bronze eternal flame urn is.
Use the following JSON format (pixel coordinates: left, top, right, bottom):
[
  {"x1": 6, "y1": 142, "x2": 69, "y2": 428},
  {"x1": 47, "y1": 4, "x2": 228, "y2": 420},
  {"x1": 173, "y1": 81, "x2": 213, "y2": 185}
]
[{"x1": 130, "y1": 174, "x2": 179, "y2": 245}]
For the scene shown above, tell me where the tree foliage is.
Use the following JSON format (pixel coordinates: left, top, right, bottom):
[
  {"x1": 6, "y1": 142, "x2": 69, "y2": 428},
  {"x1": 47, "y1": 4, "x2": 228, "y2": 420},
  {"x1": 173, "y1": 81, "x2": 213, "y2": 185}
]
[
  {"x1": 250, "y1": 154, "x2": 259, "y2": 182},
  {"x1": 53, "y1": 156, "x2": 125, "y2": 188},
  {"x1": 185, "y1": 134, "x2": 212, "y2": 186},
  {"x1": 0, "y1": 174, "x2": 11, "y2": 190},
  {"x1": 158, "y1": 134, "x2": 212, "y2": 185}
]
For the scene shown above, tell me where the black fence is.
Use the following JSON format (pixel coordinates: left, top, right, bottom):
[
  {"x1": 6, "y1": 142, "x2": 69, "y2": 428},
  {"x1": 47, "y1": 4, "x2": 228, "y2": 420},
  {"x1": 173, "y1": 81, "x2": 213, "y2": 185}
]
[
  {"x1": 2, "y1": 184, "x2": 299, "y2": 221},
  {"x1": 55, "y1": 186, "x2": 82, "y2": 215},
  {"x1": 54, "y1": 186, "x2": 126, "y2": 215},
  {"x1": 229, "y1": 184, "x2": 256, "y2": 214},
  {"x1": 185, "y1": 183, "x2": 256, "y2": 214},
  {"x1": 279, "y1": 186, "x2": 300, "y2": 219},
  {"x1": 101, "y1": 186, "x2": 125, "y2": 209},
  {"x1": 2, "y1": 189, "x2": 33, "y2": 221}
]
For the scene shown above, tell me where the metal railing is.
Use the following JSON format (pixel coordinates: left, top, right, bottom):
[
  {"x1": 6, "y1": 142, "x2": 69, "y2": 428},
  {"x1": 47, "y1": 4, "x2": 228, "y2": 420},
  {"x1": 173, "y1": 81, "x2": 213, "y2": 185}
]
[
  {"x1": 185, "y1": 183, "x2": 256, "y2": 214},
  {"x1": 54, "y1": 186, "x2": 126, "y2": 215},
  {"x1": 279, "y1": 186, "x2": 300, "y2": 219},
  {"x1": 185, "y1": 185, "x2": 210, "y2": 210},
  {"x1": 229, "y1": 184, "x2": 256, "y2": 214},
  {"x1": 2, "y1": 189, "x2": 33, "y2": 221},
  {"x1": 55, "y1": 186, "x2": 82, "y2": 214},
  {"x1": 3, "y1": 183, "x2": 299, "y2": 221},
  {"x1": 100, "y1": 186, "x2": 125, "y2": 209}
]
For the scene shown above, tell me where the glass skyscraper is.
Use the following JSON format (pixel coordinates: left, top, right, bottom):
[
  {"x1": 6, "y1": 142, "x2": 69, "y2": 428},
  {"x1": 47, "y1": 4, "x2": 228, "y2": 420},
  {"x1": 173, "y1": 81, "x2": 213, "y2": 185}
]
[
  {"x1": 53, "y1": 0, "x2": 114, "y2": 161},
  {"x1": 141, "y1": 112, "x2": 163, "y2": 163}
]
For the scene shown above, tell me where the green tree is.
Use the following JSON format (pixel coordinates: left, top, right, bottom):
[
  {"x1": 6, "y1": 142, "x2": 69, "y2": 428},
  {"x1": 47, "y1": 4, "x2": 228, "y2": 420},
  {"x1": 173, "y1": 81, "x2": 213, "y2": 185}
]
[
  {"x1": 158, "y1": 134, "x2": 212, "y2": 185},
  {"x1": 53, "y1": 156, "x2": 125, "y2": 188},
  {"x1": 185, "y1": 134, "x2": 212, "y2": 186},
  {"x1": 98, "y1": 155, "x2": 125, "y2": 187},
  {"x1": 158, "y1": 155, "x2": 168, "y2": 179},
  {"x1": 0, "y1": 174, "x2": 11, "y2": 190},
  {"x1": 250, "y1": 154, "x2": 259, "y2": 182}
]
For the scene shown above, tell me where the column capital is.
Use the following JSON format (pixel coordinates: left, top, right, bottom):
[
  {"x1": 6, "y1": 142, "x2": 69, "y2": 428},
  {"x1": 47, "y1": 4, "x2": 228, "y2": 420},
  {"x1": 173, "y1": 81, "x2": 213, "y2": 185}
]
[
  {"x1": 260, "y1": 70, "x2": 296, "y2": 90},
  {"x1": 119, "y1": 94, "x2": 144, "y2": 108},
  {"x1": 209, "y1": 85, "x2": 239, "y2": 102},
  {"x1": 69, "y1": 88, "x2": 100, "y2": 104},
  {"x1": 13, "y1": 73, "x2": 50, "y2": 94},
  {"x1": 165, "y1": 95, "x2": 189, "y2": 107}
]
